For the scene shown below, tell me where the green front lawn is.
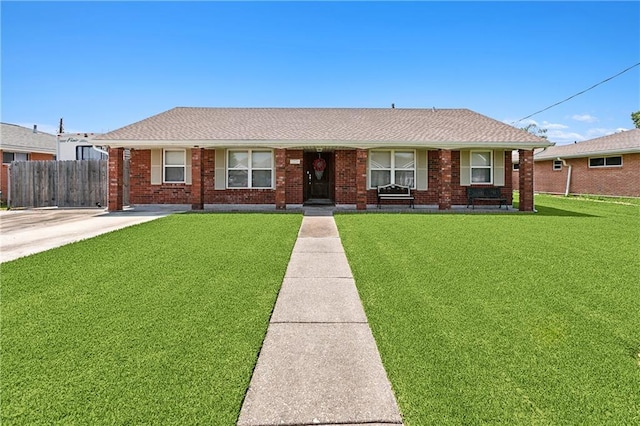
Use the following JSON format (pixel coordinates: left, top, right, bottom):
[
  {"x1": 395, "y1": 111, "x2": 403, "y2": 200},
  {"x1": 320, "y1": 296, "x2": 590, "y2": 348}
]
[
  {"x1": 336, "y1": 195, "x2": 640, "y2": 425},
  {"x1": 1, "y1": 214, "x2": 302, "y2": 424}
]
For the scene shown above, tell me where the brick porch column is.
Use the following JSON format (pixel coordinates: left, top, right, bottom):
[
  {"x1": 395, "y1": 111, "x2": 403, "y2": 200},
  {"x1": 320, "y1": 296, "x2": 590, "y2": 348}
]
[
  {"x1": 108, "y1": 147, "x2": 124, "y2": 211},
  {"x1": 356, "y1": 149, "x2": 368, "y2": 210},
  {"x1": 191, "y1": 148, "x2": 204, "y2": 210},
  {"x1": 519, "y1": 149, "x2": 534, "y2": 211},
  {"x1": 275, "y1": 148, "x2": 286, "y2": 210},
  {"x1": 438, "y1": 149, "x2": 452, "y2": 210}
]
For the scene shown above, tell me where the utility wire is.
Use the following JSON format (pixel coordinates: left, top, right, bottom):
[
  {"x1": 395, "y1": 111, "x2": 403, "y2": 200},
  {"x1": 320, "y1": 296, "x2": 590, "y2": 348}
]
[{"x1": 513, "y1": 62, "x2": 640, "y2": 125}]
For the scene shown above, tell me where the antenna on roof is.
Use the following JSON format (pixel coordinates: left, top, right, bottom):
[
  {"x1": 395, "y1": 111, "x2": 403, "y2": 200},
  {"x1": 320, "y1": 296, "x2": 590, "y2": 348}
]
[{"x1": 58, "y1": 118, "x2": 64, "y2": 134}]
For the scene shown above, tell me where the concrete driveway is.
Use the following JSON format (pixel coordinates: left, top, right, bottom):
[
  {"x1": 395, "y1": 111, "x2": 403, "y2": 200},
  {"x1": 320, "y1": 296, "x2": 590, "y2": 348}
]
[{"x1": 0, "y1": 208, "x2": 178, "y2": 263}]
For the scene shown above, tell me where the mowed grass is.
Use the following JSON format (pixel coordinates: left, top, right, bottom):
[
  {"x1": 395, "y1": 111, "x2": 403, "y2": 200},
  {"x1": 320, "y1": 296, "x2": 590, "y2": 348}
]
[
  {"x1": 336, "y1": 195, "x2": 640, "y2": 425},
  {"x1": 1, "y1": 213, "x2": 302, "y2": 425}
]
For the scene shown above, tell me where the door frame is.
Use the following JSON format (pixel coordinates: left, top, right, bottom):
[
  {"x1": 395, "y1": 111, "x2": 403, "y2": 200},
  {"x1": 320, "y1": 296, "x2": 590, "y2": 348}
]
[{"x1": 303, "y1": 150, "x2": 335, "y2": 204}]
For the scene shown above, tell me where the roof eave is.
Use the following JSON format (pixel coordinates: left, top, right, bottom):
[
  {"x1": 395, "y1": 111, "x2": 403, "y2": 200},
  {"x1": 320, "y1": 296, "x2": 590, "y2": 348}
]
[
  {"x1": 101, "y1": 139, "x2": 552, "y2": 150},
  {"x1": 535, "y1": 147, "x2": 640, "y2": 161}
]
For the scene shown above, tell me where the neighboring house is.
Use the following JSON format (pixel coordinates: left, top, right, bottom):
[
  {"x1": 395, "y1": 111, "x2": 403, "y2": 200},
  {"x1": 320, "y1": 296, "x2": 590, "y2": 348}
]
[
  {"x1": 57, "y1": 132, "x2": 107, "y2": 161},
  {"x1": 0, "y1": 123, "x2": 57, "y2": 202},
  {"x1": 95, "y1": 107, "x2": 551, "y2": 211},
  {"x1": 534, "y1": 129, "x2": 640, "y2": 197}
]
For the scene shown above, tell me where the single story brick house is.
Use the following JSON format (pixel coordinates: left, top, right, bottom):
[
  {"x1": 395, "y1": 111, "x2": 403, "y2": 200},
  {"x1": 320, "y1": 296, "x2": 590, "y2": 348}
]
[
  {"x1": 95, "y1": 107, "x2": 551, "y2": 211},
  {"x1": 1, "y1": 123, "x2": 57, "y2": 203},
  {"x1": 534, "y1": 128, "x2": 640, "y2": 197}
]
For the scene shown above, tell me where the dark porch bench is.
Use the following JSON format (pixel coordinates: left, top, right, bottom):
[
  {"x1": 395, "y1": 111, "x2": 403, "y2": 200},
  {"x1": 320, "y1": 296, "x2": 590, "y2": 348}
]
[
  {"x1": 377, "y1": 184, "x2": 414, "y2": 208},
  {"x1": 466, "y1": 187, "x2": 508, "y2": 209}
]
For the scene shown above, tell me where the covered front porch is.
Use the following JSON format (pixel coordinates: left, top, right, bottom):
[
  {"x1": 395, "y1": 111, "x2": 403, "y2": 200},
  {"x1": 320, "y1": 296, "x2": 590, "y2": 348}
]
[{"x1": 106, "y1": 147, "x2": 535, "y2": 212}]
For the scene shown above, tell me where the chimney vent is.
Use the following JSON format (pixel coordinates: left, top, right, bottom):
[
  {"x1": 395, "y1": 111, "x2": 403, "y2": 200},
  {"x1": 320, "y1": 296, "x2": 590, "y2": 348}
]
[
  {"x1": 33, "y1": 124, "x2": 37, "y2": 133},
  {"x1": 391, "y1": 103, "x2": 395, "y2": 109}
]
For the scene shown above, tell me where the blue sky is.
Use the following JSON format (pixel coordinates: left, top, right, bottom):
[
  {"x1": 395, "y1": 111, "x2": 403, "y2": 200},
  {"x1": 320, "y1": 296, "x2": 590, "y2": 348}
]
[{"x1": 2, "y1": 1, "x2": 638, "y2": 145}]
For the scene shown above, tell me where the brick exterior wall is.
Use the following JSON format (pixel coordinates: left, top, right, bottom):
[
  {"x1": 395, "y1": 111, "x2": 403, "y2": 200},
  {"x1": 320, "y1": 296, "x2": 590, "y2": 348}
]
[
  {"x1": 335, "y1": 150, "x2": 357, "y2": 204},
  {"x1": 108, "y1": 147, "x2": 124, "y2": 211},
  {"x1": 120, "y1": 147, "x2": 519, "y2": 209},
  {"x1": 275, "y1": 149, "x2": 286, "y2": 209},
  {"x1": 355, "y1": 149, "x2": 368, "y2": 210},
  {"x1": 285, "y1": 150, "x2": 304, "y2": 204},
  {"x1": 535, "y1": 153, "x2": 640, "y2": 197},
  {"x1": 0, "y1": 151, "x2": 55, "y2": 203},
  {"x1": 191, "y1": 148, "x2": 204, "y2": 210},
  {"x1": 519, "y1": 149, "x2": 534, "y2": 211}
]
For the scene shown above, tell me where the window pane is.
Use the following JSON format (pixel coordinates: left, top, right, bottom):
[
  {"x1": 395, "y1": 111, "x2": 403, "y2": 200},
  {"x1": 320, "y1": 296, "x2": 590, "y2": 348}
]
[
  {"x1": 252, "y1": 170, "x2": 272, "y2": 187},
  {"x1": 229, "y1": 151, "x2": 248, "y2": 168},
  {"x1": 394, "y1": 151, "x2": 415, "y2": 169},
  {"x1": 370, "y1": 151, "x2": 391, "y2": 169},
  {"x1": 605, "y1": 156, "x2": 622, "y2": 166},
  {"x1": 252, "y1": 151, "x2": 272, "y2": 169},
  {"x1": 395, "y1": 170, "x2": 415, "y2": 187},
  {"x1": 165, "y1": 167, "x2": 184, "y2": 182},
  {"x1": 165, "y1": 151, "x2": 184, "y2": 166},
  {"x1": 589, "y1": 158, "x2": 605, "y2": 167},
  {"x1": 371, "y1": 170, "x2": 391, "y2": 187},
  {"x1": 3, "y1": 152, "x2": 14, "y2": 163},
  {"x1": 15, "y1": 153, "x2": 28, "y2": 161},
  {"x1": 228, "y1": 170, "x2": 248, "y2": 187},
  {"x1": 471, "y1": 152, "x2": 491, "y2": 166},
  {"x1": 471, "y1": 168, "x2": 491, "y2": 183}
]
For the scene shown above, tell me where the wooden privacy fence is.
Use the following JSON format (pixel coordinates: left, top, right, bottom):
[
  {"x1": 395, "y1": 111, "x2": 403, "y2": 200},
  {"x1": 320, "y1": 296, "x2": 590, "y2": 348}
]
[{"x1": 9, "y1": 160, "x2": 108, "y2": 208}]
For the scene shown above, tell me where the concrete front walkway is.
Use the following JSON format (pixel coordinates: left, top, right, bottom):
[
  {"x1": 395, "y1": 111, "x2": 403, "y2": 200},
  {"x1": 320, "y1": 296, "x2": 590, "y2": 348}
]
[{"x1": 237, "y1": 216, "x2": 403, "y2": 426}]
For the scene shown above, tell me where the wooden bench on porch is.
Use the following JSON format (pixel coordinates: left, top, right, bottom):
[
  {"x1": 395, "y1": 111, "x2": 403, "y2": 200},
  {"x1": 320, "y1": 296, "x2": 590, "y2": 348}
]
[
  {"x1": 377, "y1": 184, "x2": 414, "y2": 208},
  {"x1": 466, "y1": 187, "x2": 508, "y2": 209}
]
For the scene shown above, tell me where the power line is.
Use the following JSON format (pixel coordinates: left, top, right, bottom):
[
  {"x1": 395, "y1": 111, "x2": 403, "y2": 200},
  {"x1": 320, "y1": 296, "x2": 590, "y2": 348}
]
[{"x1": 513, "y1": 62, "x2": 640, "y2": 125}]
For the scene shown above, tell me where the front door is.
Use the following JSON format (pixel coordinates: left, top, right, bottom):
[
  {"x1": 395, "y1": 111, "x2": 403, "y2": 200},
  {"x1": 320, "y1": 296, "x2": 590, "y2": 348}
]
[{"x1": 304, "y1": 151, "x2": 334, "y2": 204}]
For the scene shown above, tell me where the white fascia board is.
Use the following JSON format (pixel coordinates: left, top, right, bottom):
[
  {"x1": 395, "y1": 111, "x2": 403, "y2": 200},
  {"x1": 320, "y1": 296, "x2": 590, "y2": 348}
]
[
  {"x1": 535, "y1": 147, "x2": 640, "y2": 161},
  {"x1": 101, "y1": 139, "x2": 552, "y2": 151}
]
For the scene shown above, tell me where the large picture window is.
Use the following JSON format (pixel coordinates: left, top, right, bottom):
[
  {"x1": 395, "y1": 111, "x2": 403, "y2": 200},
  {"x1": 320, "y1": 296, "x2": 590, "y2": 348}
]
[
  {"x1": 369, "y1": 150, "x2": 415, "y2": 188},
  {"x1": 164, "y1": 149, "x2": 186, "y2": 183},
  {"x1": 227, "y1": 150, "x2": 273, "y2": 188},
  {"x1": 471, "y1": 151, "x2": 493, "y2": 184}
]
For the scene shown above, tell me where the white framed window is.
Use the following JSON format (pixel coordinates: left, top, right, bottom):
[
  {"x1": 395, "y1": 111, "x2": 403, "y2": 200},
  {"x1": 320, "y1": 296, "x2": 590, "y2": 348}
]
[
  {"x1": 512, "y1": 163, "x2": 520, "y2": 171},
  {"x1": 76, "y1": 145, "x2": 107, "y2": 160},
  {"x1": 227, "y1": 149, "x2": 273, "y2": 188},
  {"x1": 164, "y1": 149, "x2": 186, "y2": 183},
  {"x1": 470, "y1": 151, "x2": 492, "y2": 184},
  {"x1": 553, "y1": 160, "x2": 563, "y2": 171},
  {"x1": 589, "y1": 156, "x2": 622, "y2": 168},
  {"x1": 369, "y1": 150, "x2": 415, "y2": 188},
  {"x1": 2, "y1": 152, "x2": 29, "y2": 164}
]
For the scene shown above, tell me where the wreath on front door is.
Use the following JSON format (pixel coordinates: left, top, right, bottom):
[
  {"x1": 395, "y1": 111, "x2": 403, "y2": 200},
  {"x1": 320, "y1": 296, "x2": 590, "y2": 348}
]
[{"x1": 313, "y1": 157, "x2": 326, "y2": 180}]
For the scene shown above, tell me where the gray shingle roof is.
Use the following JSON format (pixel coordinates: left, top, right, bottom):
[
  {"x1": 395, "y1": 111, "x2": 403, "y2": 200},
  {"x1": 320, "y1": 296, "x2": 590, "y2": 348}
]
[
  {"x1": 1, "y1": 123, "x2": 57, "y2": 154},
  {"x1": 535, "y1": 129, "x2": 640, "y2": 160},
  {"x1": 96, "y1": 107, "x2": 550, "y2": 149}
]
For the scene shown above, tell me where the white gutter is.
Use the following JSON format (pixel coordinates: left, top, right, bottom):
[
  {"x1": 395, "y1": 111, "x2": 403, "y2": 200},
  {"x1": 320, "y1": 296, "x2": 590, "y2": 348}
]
[{"x1": 97, "y1": 139, "x2": 552, "y2": 151}]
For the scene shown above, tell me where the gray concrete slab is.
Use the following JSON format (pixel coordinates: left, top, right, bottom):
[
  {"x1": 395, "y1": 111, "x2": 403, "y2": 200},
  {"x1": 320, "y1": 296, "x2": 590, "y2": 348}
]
[
  {"x1": 237, "y1": 323, "x2": 402, "y2": 426},
  {"x1": 271, "y1": 278, "x2": 368, "y2": 323},
  {"x1": 0, "y1": 208, "x2": 175, "y2": 263},
  {"x1": 293, "y1": 237, "x2": 344, "y2": 253},
  {"x1": 285, "y1": 252, "x2": 354, "y2": 278},
  {"x1": 298, "y1": 216, "x2": 339, "y2": 238}
]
